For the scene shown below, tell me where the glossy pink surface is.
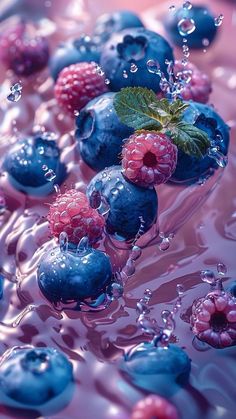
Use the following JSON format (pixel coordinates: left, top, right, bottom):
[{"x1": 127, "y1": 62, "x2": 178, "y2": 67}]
[{"x1": 0, "y1": 1, "x2": 236, "y2": 418}]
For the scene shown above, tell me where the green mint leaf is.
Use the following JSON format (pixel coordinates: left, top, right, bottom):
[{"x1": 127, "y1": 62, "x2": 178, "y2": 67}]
[
  {"x1": 114, "y1": 87, "x2": 167, "y2": 131},
  {"x1": 169, "y1": 100, "x2": 189, "y2": 121},
  {"x1": 170, "y1": 123, "x2": 211, "y2": 158}
]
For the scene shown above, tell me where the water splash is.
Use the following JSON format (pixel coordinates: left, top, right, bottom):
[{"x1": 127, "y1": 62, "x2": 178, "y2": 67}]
[
  {"x1": 7, "y1": 82, "x2": 22, "y2": 102},
  {"x1": 207, "y1": 147, "x2": 228, "y2": 168}
]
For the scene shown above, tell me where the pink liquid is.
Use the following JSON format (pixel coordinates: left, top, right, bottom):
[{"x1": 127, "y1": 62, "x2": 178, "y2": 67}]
[{"x1": 0, "y1": 0, "x2": 236, "y2": 418}]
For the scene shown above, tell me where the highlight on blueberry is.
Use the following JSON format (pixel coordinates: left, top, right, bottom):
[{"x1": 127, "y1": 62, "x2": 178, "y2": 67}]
[
  {"x1": 3, "y1": 133, "x2": 67, "y2": 196},
  {"x1": 0, "y1": 346, "x2": 73, "y2": 406},
  {"x1": 87, "y1": 166, "x2": 158, "y2": 241},
  {"x1": 76, "y1": 92, "x2": 133, "y2": 172}
]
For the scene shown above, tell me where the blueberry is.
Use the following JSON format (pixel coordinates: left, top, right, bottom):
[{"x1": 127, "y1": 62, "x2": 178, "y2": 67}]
[
  {"x1": 0, "y1": 347, "x2": 73, "y2": 405},
  {"x1": 38, "y1": 245, "x2": 113, "y2": 304},
  {"x1": 164, "y1": 5, "x2": 217, "y2": 49},
  {"x1": 75, "y1": 92, "x2": 133, "y2": 172},
  {"x1": 120, "y1": 342, "x2": 191, "y2": 396},
  {"x1": 227, "y1": 281, "x2": 236, "y2": 298},
  {"x1": 100, "y1": 28, "x2": 174, "y2": 92},
  {"x1": 93, "y1": 10, "x2": 144, "y2": 43},
  {"x1": 50, "y1": 35, "x2": 101, "y2": 80},
  {"x1": 87, "y1": 166, "x2": 158, "y2": 241},
  {"x1": 3, "y1": 133, "x2": 67, "y2": 196},
  {"x1": 170, "y1": 102, "x2": 230, "y2": 184}
]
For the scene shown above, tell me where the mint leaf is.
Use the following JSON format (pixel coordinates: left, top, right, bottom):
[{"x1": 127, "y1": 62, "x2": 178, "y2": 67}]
[
  {"x1": 114, "y1": 87, "x2": 166, "y2": 131},
  {"x1": 170, "y1": 123, "x2": 211, "y2": 158}
]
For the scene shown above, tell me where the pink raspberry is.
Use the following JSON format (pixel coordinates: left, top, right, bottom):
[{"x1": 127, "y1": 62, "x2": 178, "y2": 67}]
[
  {"x1": 122, "y1": 131, "x2": 178, "y2": 188},
  {"x1": 54, "y1": 62, "x2": 108, "y2": 116},
  {"x1": 131, "y1": 395, "x2": 179, "y2": 419},
  {"x1": 48, "y1": 189, "x2": 105, "y2": 245},
  {"x1": 0, "y1": 22, "x2": 49, "y2": 76},
  {"x1": 174, "y1": 60, "x2": 212, "y2": 104},
  {"x1": 191, "y1": 290, "x2": 236, "y2": 348}
]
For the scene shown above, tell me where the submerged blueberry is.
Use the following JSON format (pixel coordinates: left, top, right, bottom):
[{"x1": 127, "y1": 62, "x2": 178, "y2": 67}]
[
  {"x1": 100, "y1": 28, "x2": 174, "y2": 92},
  {"x1": 0, "y1": 347, "x2": 73, "y2": 405},
  {"x1": 87, "y1": 166, "x2": 158, "y2": 241},
  {"x1": 76, "y1": 92, "x2": 133, "y2": 171},
  {"x1": 164, "y1": 5, "x2": 218, "y2": 49},
  {"x1": 170, "y1": 102, "x2": 230, "y2": 184},
  {"x1": 3, "y1": 134, "x2": 67, "y2": 196},
  {"x1": 38, "y1": 246, "x2": 113, "y2": 305},
  {"x1": 228, "y1": 281, "x2": 236, "y2": 298},
  {"x1": 120, "y1": 342, "x2": 191, "y2": 396},
  {"x1": 93, "y1": 10, "x2": 144, "y2": 43}
]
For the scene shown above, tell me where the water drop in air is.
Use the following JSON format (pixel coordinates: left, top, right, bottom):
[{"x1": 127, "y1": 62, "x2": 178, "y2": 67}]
[
  {"x1": 200, "y1": 269, "x2": 216, "y2": 285},
  {"x1": 183, "y1": 1, "x2": 192, "y2": 10},
  {"x1": 123, "y1": 70, "x2": 128, "y2": 79},
  {"x1": 45, "y1": 169, "x2": 56, "y2": 182},
  {"x1": 214, "y1": 14, "x2": 224, "y2": 27},
  {"x1": 178, "y1": 18, "x2": 196, "y2": 36},
  {"x1": 146, "y1": 60, "x2": 161, "y2": 75},
  {"x1": 217, "y1": 262, "x2": 227, "y2": 276},
  {"x1": 7, "y1": 82, "x2": 22, "y2": 102},
  {"x1": 130, "y1": 63, "x2": 138, "y2": 73}
]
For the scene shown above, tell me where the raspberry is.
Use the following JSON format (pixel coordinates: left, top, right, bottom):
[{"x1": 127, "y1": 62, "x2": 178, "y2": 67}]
[
  {"x1": 54, "y1": 62, "x2": 108, "y2": 116},
  {"x1": 48, "y1": 189, "x2": 105, "y2": 245},
  {"x1": 131, "y1": 395, "x2": 179, "y2": 419},
  {"x1": 122, "y1": 131, "x2": 178, "y2": 187},
  {"x1": 0, "y1": 22, "x2": 49, "y2": 76},
  {"x1": 191, "y1": 290, "x2": 236, "y2": 348},
  {"x1": 174, "y1": 60, "x2": 212, "y2": 104}
]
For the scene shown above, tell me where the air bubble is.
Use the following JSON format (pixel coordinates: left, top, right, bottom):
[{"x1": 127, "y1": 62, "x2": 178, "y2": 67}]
[
  {"x1": 105, "y1": 78, "x2": 110, "y2": 85},
  {"x1": 214, "y1": 14, "x2": 224, "y2": 27},
  {"x1": 200, "y1": 269, "x2": 216, "y2": 285},
  {"x1": 44, "y1": 169, "x2": 56, "y2": 182},
  {"x1": 95, "y1": 65, "x2": 105, "y2": 76},
  {"x1": 123, "y1": 70, "x2": 128, "y2": 79},
  {"x1": 146, "y1": 60, "x2": 161, "y2": 75},
  {"x1": 217, "y1": 263, "x2": 227, "y2": 276},
  {"x1": 130, "y1": 63, "x2": 138, "y2": 73},
  {"x1": 183, "y1": 1, "x2": 192, "y2": 10},
  {"x1": 202, "y1": 38, "x2": 210, "y2": 47},
  {"x1": 178, "y1": 18, "x2": 196, "y2": 36},
  {"x1": 177, "y1": 284, "x2": 184, "y2": 296},
  {"x1": 7, "y1": 82, "x2": 22, "y2": 102}
]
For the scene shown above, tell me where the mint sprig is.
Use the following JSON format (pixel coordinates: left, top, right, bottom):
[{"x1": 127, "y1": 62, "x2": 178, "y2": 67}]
[{"x1": 114, "y1": 87, "x2": 210, "y2": 158}]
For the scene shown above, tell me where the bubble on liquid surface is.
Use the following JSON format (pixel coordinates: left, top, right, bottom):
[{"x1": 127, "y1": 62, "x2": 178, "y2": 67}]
[
  {"x1": 217, "y1": 262, "x2": 227, "y2": 276},
  {"x1": 200, "y1": 269, "x2": 216, "y2": 285},
  {"x1": 146, "y1": 60, "x2": 161, "y2": 75},
  {"x1": 178, "y1": 18, "x2": 196, "y2": 36},
  {"x1": 215, "y1": 14, "x2": 224, "y2": 27},
  {"x1": 7, "y1": 82, "x2": 22, "y2": 102}
]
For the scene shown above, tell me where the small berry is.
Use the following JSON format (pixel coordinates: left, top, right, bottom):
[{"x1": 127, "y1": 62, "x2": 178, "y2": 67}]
[
  {"x1": 131, "y1": 395, "x2": 179, "y2": 419},
  {"x1": 122, "y1": 131, "x2": 178, "y2": 187},
  {"x1": 54, "y1": 62, "x2": 108, "y2": 116},
  {"x1": 191, "y1": 290, "x2": 236, "y2": 348},
  {"x1": 48, "y1": 189, "x2": 105, "y2": 245},
  {"x1": 0, "y1": 347, "x2": 73, "y2": 405},
  {"x1": 38, "y1": 245, "x2": 112, "y2": 304},
  {"x1": 0, "y1": 22, "x2": 49, "y2": 76},
  {"x1": 174, "y1": 60, "x2": 212, "y2": 104}
]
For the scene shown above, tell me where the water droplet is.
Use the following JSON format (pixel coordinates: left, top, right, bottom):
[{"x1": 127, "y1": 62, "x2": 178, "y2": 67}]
[
  {"x1": 177, "y1": 284, "x2": 184, "y2": 296},
  {"x1": 107, "y1": 282, "x2": 123, "y2": 300},
  {"x1": 214, "y1": 14, "x2": 224, "y2": 27},
  {"x1": 217, "y1": 262, "x2": 227, "y2": 276},
  {"x1": 74, "y1": 110, "x2": 80, "y2": 116},
  {"x1": 123, "y1": 259, "x2": 135, "y2": 277},
  {"x1": 202, "y1": 38, "x2": 210, "y2": 47},
  {"x1": 146, "y1": 59, "x2": 161, "y2": 75},
  {"x1": 54, "y1": 184, "x2": 60, "y2": 194},
  {"x1": 182, "y1": 44, "x2": 190, "y2": 58},
  {"x1": 130, "y1": 245, "x2": 142, "y2": 261},
  {"x1": 42, "y1": 165, "x2": 48, "y2": 171},
  {"x1": 7, "y1": 82, "x2": 22, "y2": 102},
  {"x1": 105, "y1": 78, "x2": 110, "y2": 85},
  {"x1": 77, "y1": 236, "x2": 89, "y2": 254},
  {"x1": 95, "y1": 65, "x2": 105, "y2": 76},
  {"x1": 200, "y1": 269, "x2": 216, "y2": 285},
  {"x1": 181, "y1": 58, "x2": 188, "y2": 66},
  {"x1": 130, "y1": 63, "x2": 138, "y2": 73},
  {"x1": 59, "y1": 232, "x2": 68, "y2": 253},
  {"x1": 183, "y1": 1, "x2": 192, "y2": 10},
  {"x1": 169, "y1": 5, "x2": 175, "y2": 12},
  {"x1": 123, "y1": 70, "x2": 128, "y2": 79},
  {"x1": 44, "y1": 169, "x2": 56, "y2": 182},
  {"x1": 38, "y1": 146, "x2": 44, "y2": 155},
  {"x1": 207, "y1": 147, "x2": 228, "y2": 168},
  {"x1": 178, "y1": 18, "x2": 196, "y2": 36}
]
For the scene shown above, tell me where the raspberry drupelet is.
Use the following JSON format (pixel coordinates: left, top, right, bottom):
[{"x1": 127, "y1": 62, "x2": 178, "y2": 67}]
[
  {"x1": 131, "y1": 395, "x2": 179, "y2": 419},
  {"x1": 191, "y1": 290, "x2": 236, "y2": 348},
  {"x1": 122, "y1": 131, "x2": 178, "y2": 188},
  {"x1": 54, "y1": 62, "x2": 108, "y2": 116},
  {"x1": 48, "y1": 189, "x2": 105, "y2": 245}
]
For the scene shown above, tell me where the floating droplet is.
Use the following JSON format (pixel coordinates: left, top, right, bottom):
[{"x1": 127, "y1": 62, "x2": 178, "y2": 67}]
[
  {"x1": 44, "y1": 169, "x2": 56, "y2": 182},
  {"x1": 177, "y1": 284, "x2": 184, "y2": 296},
  {"x1": 217, "y1": 262, "x2": 227, "y2": 276},
  {"x1": 42, "y1": 165, "x2": 48, "y2": 171},
  {"x1": 77, "y1": 236, "x2": 89, "y2": 254},
  {"x1": 183, "y1": 1, "x2": 192, "y2": 10},
  {"x1": 200, "y1": 269, "x2": 216, "y2": 285},
  {"x1": 7, "y1": 82, "x2": 22, "y2": 102},
  {"x1": 130, "y1": 245, "x2": 142, "y2": 261},
  {"x1": 178, "y1": 18, "x2": 196, "y2": 36},
  {"x1": 202, "y1": 38, "x2": 210, "y2": 47},
  {"x1": 123, "y1": 70, "x2": 128, "y2": 79},
  {"x1": 105, "y1": 78, "x2": 110, "y2": 85},
  {"x1": 54, "y1": 184, "x2": 60, "y2": 194},
  {"x1": 130, "y1": 63, "x2": 138, "y2": 73},
  {"x1": 95, "y1": 65, "x2": 105, "y2": 76},
  {"x1": 146, "y1": 59, "x2": 161, "y2": 75},
  {"x1": 214, "y1": 14, "x2": 224, "y2": 27},
  {"x1": 74, "y1": 110, "x2": 80, "y2": 116}
]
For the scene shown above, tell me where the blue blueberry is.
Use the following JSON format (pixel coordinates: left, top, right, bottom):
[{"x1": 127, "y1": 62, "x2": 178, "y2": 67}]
[
  {"x1": 75, "y1": 92, "x2": 133, "y2": 172},
  {"x1": 38, "y1": 245, "x2": 113, "y2": 304},
  {"x1": 100, "y1": 28, "x2": 174, "y2": 92},
  {"x1": 3, "y1": 133, "x2": 67, "y2": 196},
  {"x1": 87, "y1": 166, "x2": 158, "y2": 241},
  {"x1": 50, "y1": 35, "x2": 101, "y2": 80},
  {"x1": 0, "y1": 347, "x2": 73, "y2": 405},
  {"x1": 120, "y1": 342, "x2": 191, "y2": 396},
  {"x1": 170, "y1": 102, "x2": 230, "y2": 184},
  {"x1": 164, "y1": 5, "x2": 218, "y2": 49},
  {"x1": 227, "y1": 281, "x2": 236, "y2": 298},
  {"x1": 93, "y1": 10, "x2": 144, "y2": 44}
]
